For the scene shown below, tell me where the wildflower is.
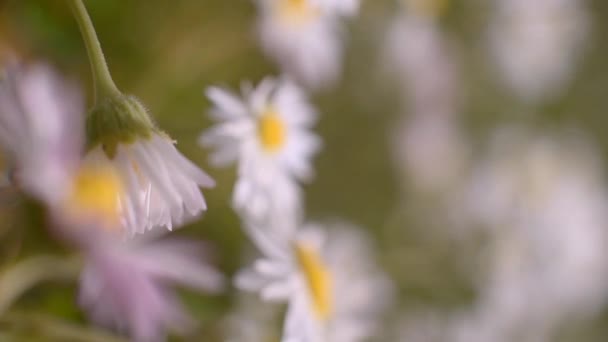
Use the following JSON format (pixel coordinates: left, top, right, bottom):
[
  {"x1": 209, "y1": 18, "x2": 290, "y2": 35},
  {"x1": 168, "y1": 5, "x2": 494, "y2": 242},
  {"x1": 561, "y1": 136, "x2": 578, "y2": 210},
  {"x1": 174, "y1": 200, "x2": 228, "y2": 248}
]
[
  {"x1": 255, "y1": 0, "x2": 360, "y2": 89},
  {"x1": 68, "y1": 0, "x2": 213, "y2": 234},
  {"x1": 0, "y1": 63, "x2": 84, "y2": 203},
  {"x1": 487, "y1": 0, "x2": 590, "y2": 101},
  {"x1": 201, "y1": 78, "x2": 320, "y2": 220},
  {"x1": 78, "y1": 234, "x2": 224, "y2": 342},
  {"x1": 384, "y1": 7, "x2": 468, "y2": 193},
  {"x1": 236, "y1": 221, "x2": 392, "y2": 342},
  {"x1": 457, "y1": 127, "x2": 608, "y2": 341}
]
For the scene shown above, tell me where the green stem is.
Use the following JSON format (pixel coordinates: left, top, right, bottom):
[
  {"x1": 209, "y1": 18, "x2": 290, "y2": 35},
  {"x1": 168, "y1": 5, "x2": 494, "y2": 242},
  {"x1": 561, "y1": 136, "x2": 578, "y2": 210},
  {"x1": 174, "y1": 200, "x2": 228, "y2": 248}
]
[
  {"x1": 68, "y1": 0, "x2": 121, "y2": 102},
  {"x1": 0, "y1": 255, "x2": 81, "y2": 315}
]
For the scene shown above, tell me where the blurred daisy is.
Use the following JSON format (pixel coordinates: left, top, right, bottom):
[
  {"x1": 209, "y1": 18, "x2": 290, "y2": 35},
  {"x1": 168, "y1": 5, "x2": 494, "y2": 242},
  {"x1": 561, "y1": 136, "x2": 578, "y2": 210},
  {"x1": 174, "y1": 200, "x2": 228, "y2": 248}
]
[
  {"x1": 235, "y1": 221, "x2": 392, "y2": 342},
  {"x1": 0, "y1": 63, "x2": 84, "y2": 203},
  {"x1": 456, "y1": 127, "x2": 608, "y2": 341},
  {"x1": 384, "y1": 9, "x2": 468, "y2": 193},
  {"x1": 200, "y1": 77, "x2": 321, "y2": 220},
  {"x1": 78, "y1": 234, "x2": 224, "y2": 342},
  {"x1": 488, "y1": 0, "x2": 590, "y2": 101},
  {"x1": 255, "y1": 0, "x2": 360, "y2": 89}
]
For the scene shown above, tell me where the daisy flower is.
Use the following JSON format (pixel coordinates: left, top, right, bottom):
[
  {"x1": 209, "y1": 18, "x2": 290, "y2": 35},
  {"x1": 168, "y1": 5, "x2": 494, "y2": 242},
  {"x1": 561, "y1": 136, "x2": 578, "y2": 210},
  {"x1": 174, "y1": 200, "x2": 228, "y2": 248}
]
[
  {"x1": 255, "y1": 0, "x2": 360, "y2": 89},
  {"x1": 0, "y1": 63, "x2": 84, "y2": 203},
  {"x1": 235, "y1": 221, "x2": 393, "y2": 342},
  {"x1": 77, "y1": 233, "x2": 224, "y2": 342},
  {"x1": 0, "y1": 63, "x2": 224, "y2": 341},
  {"x1": 455, "y1": 127, "x2": 608, "y2": 341},
  {"x1": 85, "y1": 121, "x2": 215, "y2": 234},
  {"x1": 384, "y1": 8, "x2": 468, "y2": 193},
  {"x1": 201, "y1": 77, "x2": 321, "y2": 221},
  {"x1": 67, "y1": 0, "x2": 214, "y2": 235},
  {"x1": 487, "y1": 0, "x2": 590, "y2": 101},
  {"x1": 49, "y1": 162, "x2": 224, "y2": 342}
]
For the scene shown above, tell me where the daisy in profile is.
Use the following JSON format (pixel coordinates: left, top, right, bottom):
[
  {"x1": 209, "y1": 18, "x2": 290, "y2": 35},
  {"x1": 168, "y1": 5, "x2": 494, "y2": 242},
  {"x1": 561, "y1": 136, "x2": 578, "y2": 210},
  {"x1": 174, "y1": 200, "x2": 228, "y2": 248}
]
[
  {"x1": 0, "y1": 61, "x2": 224, "y2": 341},
  {"x1": 200, "y1": 77, "x2": 321, "y2": 221},
  {"x1": 255, "y1": 0, "x2": 360, "y2": 89},
  {"x1": 68, "y1": 0, "x2": 214, "y2": 234},
  {"x1": 235, "y1": 221, "x2": 393, "y2": 342}
]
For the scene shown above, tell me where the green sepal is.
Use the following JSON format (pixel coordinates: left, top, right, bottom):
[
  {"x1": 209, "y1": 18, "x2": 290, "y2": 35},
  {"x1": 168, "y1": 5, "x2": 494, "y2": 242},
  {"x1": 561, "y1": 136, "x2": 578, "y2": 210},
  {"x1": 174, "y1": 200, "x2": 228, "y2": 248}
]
[{"x1": 86, "y1": 94, "x2": 159, "y2": 158}]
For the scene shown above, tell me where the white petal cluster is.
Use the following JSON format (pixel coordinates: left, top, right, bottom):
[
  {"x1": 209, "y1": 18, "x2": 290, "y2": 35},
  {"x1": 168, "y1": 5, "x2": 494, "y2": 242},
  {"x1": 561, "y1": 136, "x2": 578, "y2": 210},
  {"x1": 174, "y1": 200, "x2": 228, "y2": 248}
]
[
  {"x1": 201, "y1": 77, "x2": 320, "y2": 221},
  {"x1": 87, "y1": 134, "x2": 215, "y2": 235},
  {"x1": 487, "y1": 0, "x2": 590, "y2": 101},
  {"x1": 255, "y1": 0, "x2": 360, "y2": 89},
  {"x1": 236, "y1": 221, "x2": 392, "y2": 342}
]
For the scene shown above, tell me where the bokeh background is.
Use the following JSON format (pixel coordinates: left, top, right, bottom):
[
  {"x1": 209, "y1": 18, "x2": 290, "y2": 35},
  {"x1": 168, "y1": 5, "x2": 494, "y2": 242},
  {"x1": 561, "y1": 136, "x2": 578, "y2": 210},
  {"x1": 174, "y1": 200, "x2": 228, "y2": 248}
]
[{"x1": 2, "y1": 0, "x2": 608, "y2": 341}]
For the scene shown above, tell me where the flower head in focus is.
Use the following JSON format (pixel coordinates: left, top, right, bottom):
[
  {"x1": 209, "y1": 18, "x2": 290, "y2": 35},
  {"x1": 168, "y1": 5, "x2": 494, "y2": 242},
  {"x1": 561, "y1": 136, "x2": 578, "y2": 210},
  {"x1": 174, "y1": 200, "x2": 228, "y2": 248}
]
[
  {"x1": 85, "y1": 119, "x2": 215, "y2": 234},
  {"x1": 63, "y1": 0, "x2": 215, "y2": 235},
  {"x1": 255, "y1": 0, "x2": 360, "y2": 89},
  {"x1": 201, "y1": 77, "x2": 321, "y2": 221},
  {"x1": 235, "y1": 221, "x2": 392, "y2": 342}
]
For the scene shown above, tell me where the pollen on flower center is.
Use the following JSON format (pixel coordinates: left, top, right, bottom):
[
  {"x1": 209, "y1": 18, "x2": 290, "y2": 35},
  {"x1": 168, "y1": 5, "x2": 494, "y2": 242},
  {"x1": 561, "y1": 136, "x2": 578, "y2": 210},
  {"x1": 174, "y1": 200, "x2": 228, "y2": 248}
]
[
  {"x1": 64, "y1": 164, "x2": 123, "y2": 229},
  {"x1": 258, "y1": 109, "x2": 287, "y2": 152},
  {"x1": 294, "y1": 241, "x2": 333, "y2": 320},
  {"x1": 278, "y1": 0, "x2": 321, "y2": 24}
]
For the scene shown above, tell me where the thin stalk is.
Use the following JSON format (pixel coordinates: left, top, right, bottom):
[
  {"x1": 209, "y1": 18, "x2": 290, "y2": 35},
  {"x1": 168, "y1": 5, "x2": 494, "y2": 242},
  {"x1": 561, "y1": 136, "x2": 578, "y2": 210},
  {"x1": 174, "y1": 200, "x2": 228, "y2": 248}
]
[{"x1": 68, "y1": 0, "x2": 121, "y2": 102}]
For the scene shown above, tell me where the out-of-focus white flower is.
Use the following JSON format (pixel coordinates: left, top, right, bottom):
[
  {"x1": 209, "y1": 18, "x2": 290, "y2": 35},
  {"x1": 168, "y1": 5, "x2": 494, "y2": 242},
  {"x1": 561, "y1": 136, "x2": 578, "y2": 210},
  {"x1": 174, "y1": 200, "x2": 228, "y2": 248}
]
[
  {"x1": 0, "y1": 63, "x2": 84, "y2": 203},
  {"x1": 200, "y1": 77, "x2": 320, "y2": 221},
  {"x1": 235, "y1": 221, "x2": 392, "y2": 342},
  {"x1": 488, "y1": 0, "x2": 590, "y2": 101},
  {"x1": 392, "y1": 113, "x2": 469, "y2": 194},
  {"x1": 456, "y1": 128, "x2": 608, "y2": 341},
  {"x1": 85, "y1": 132, "x2": 215, "y2": 235},
  {"x1": 255, "y1": 0, "x2": 359, "y2": 89},
  {"x1": 78, "y1": 235, "x2": 224, "y2": 342},
  {"x1": 385, "y1": 13, "x2": 459, "y2": 118},
  {"x1": 385, "y1": 11, "x2": 469, "y2": 193}
]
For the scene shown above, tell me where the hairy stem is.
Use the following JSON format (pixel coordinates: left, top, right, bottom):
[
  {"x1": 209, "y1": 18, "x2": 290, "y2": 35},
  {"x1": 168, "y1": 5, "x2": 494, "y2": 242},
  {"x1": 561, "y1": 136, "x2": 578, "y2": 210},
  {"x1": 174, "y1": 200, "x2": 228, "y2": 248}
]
[{"x1": 68, "y1": 0, "x2": 121, "y2": 102}]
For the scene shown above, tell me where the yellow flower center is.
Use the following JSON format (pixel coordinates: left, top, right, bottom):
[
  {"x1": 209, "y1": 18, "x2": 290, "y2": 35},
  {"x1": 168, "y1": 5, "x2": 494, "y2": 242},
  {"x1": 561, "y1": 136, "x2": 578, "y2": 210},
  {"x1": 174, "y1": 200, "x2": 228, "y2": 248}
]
[
  {"x1": 294, "y1": 241, "x2": 333, "y2": 320},
  {"x1": 258, "y1": 109, "x2": 287, "y2": 152},
  {"x1": 404, "y1": 0, "x2": 450, "y2": 18},
  {"x1": 64, "y1": 164, "x2": 123, "y2": 230},
  {"x1": 278, "y1": 0, "x2": 321, "y2": 25}
]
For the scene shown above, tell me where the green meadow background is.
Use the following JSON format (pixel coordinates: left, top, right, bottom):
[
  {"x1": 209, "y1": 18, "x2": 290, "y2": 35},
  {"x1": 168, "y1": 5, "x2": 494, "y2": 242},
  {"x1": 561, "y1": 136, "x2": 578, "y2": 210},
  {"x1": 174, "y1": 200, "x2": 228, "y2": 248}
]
[{"x1": 1, "y1": 0, "x2": 608, "y2": 341}]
